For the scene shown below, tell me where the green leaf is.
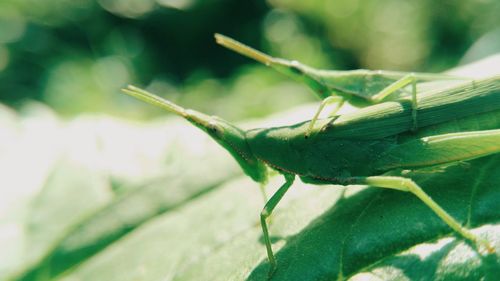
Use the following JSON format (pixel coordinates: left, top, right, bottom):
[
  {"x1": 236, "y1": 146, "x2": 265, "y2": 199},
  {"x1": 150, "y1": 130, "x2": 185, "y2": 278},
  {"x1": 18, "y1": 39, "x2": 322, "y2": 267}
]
[{"x1": 3, "y1": 56, "x2": 500, "y2": 281}]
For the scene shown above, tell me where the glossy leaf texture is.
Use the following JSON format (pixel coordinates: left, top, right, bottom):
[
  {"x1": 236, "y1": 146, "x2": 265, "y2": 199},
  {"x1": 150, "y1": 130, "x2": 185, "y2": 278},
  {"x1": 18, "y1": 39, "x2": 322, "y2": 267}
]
[{"x1": 2, "y1": 55, "x2": 500, "y2": 281}]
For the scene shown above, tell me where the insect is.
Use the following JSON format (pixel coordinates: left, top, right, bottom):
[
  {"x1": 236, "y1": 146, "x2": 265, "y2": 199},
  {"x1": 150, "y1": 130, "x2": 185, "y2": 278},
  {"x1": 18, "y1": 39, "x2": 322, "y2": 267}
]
[
  {"x1": 123, "y1": 76, "x2": 499, "y2": 277},
  {"x1": 215, "y1": 34, "x2": 469, "y2": 137}
]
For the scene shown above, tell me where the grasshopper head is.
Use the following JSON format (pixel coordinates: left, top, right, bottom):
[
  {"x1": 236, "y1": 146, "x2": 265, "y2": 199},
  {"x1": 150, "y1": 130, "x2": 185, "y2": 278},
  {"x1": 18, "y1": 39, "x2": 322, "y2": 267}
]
[
  {"x1": 215, "y1": 33, "x2": 330, "y2": 99},
  {"x1": 122, "y1": 85, "x2": 268, "y2": 183}
]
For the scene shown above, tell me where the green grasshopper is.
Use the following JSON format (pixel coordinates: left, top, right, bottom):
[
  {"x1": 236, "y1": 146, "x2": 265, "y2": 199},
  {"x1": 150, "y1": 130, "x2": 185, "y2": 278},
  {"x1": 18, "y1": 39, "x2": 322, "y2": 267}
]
[
  {"x1": 215, "y1": 34, "x2": 469, "y2": 137},
  {"x1": 123, "y1": 76, "x2": 499, "y2": 276}
]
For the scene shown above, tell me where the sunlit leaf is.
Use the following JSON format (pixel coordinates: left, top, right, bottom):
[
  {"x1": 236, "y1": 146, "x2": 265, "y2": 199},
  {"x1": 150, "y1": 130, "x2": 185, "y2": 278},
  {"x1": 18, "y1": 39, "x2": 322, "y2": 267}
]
[{"x1": 2, "y1": 56, "x2": 500, "y2": 281}]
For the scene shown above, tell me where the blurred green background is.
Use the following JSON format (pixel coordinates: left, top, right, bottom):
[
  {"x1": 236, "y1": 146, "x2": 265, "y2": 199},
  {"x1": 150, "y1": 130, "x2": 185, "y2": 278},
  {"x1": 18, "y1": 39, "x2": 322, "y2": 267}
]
[{"x1": 0, "y1": 0, "x2": 499, "y2": 120}]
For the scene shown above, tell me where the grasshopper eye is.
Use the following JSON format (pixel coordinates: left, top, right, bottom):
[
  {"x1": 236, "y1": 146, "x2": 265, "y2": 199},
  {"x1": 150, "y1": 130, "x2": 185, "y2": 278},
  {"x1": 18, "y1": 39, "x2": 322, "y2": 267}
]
[
  {"x1": 207, "y1": 119, "x2": 222, "y2": 135},
  {"x1": 290, "y1": 60, "x2": 304, "y2": 75}
]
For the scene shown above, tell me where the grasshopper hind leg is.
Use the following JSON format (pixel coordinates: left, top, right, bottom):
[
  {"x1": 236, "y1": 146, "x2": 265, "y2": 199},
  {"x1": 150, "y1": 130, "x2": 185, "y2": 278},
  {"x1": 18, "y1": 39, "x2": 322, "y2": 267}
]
[{"x1": 353, "y1": 176, "x2": 494, "y2": 254}]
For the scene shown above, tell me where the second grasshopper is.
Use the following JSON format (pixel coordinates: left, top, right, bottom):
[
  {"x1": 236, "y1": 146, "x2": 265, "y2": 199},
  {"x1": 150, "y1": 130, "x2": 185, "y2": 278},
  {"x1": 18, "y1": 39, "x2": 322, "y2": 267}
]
[{"x1": 215, "y1": 34, "x2": 470, "y2": 137}]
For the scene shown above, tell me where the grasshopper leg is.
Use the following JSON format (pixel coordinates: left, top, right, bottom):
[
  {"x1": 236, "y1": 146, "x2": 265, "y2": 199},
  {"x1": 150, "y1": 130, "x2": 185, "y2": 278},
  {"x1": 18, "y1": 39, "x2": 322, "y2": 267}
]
[
  {"x1": 259, "y1": 182, "x2": 269, "y2": 204},
  {"x1": 260, "y1": 173, "x2": 295, "y2": 277},
  {"x1": 352, "y1": 176, "x2": 494, "y2": 253},
  {"x1": 372, "y1": 74, "x2": 418, "y2": 131},
  {"x1": 259, "y1": 182, "x2": 275, "y2": 225},
  {"x1": 305, "y1": 96, "x2": 344, "y2": 138}
]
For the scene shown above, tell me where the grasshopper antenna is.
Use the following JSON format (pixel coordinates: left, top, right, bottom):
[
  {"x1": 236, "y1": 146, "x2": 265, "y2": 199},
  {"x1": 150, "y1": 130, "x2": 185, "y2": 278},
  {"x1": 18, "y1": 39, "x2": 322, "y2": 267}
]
[
  {"x1": 123, "y1": 85, "x2": 188, "y2": 117},
  {"x1": 214, "y1": 33, "x2": 274, "y2": 66}
]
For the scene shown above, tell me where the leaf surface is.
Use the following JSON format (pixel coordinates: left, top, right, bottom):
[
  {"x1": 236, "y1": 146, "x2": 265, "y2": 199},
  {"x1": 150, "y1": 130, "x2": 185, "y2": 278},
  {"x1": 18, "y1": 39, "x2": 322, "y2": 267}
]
[{"x1": 2, "y1": 56, "x2": 500, "y2": 281}]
